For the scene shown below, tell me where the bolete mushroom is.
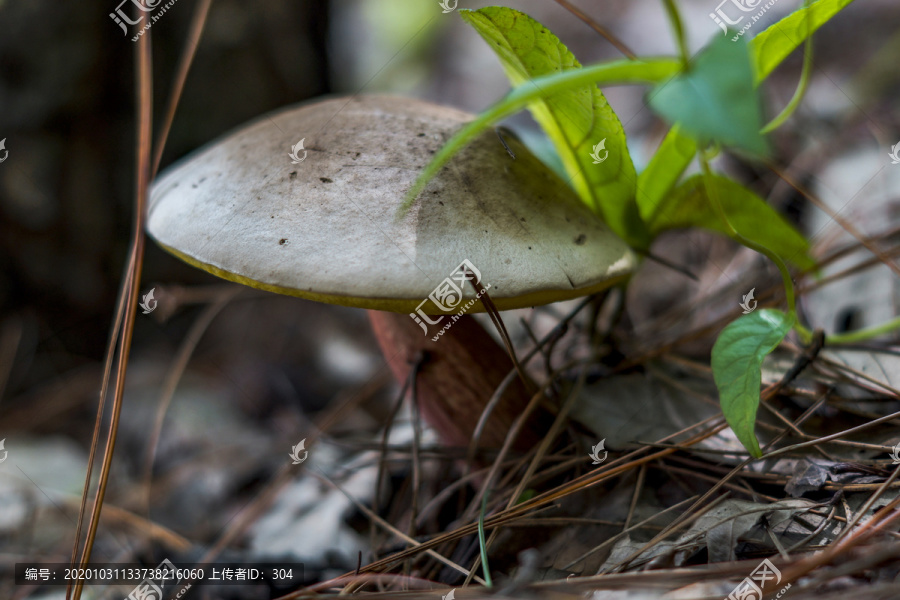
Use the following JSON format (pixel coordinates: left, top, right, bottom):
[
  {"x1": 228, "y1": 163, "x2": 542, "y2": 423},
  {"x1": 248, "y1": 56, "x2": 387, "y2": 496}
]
[{"x1": 147, "y1": 95, "x2": 636, "y2": 452}]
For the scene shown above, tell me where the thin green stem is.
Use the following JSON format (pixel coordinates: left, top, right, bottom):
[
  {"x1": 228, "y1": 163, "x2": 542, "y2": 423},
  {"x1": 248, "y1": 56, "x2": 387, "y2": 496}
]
[
  {"x1": 827, "y1": 315, "x2": 900, "y2": 345},
  {"x1": 761, "y1": 0, "x2": 814, "y2": 133},
  {"x1": 661, "y1": 0, "x2": 690, "y2": 68},
  {"x1": 478, "y1": 490, "x2": 493, "y2": 588},
  {"x1": 794, "y1": 322, "x2": 814, "y2": 344}
]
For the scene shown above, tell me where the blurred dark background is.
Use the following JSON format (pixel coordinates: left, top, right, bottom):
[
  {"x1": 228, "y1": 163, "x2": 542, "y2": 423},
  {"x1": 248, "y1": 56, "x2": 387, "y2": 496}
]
[{"x1": 0, "y1": 1, "x2": 330, "y2": 392}]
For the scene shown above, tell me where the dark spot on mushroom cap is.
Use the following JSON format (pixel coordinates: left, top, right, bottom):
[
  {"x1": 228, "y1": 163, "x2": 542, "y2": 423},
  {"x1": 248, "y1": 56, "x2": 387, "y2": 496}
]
[
  {"x1": 320, "y1": 177, "x2": 333, "y2": 183},
  {"x1": 289, "y1": 171, "x2": 297, "y2": 179},
  {"x1": 575, "y1": 234, "x2": 586, "y2": 245},
  {"x1": 528, "y1": 246, "x2": 532, "y2": 250},
  {"x1": 279, "y1": 238, "x2": 287, "y2": 245},
  {"x1": 417, "y1": 132, "x2": 426, "y2": 137}
]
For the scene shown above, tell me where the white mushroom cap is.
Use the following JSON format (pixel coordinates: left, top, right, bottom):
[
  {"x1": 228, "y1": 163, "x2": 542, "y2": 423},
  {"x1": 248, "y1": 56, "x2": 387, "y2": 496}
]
[{"x1": 147, "y1": 95, "x2": 636, "y2": 313}]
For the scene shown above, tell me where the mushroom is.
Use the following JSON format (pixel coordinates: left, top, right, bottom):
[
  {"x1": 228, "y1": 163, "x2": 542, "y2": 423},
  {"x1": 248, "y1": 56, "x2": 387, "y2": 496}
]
[{"x1": 147, "y1": 95, "x2": 636, "y2": 452}]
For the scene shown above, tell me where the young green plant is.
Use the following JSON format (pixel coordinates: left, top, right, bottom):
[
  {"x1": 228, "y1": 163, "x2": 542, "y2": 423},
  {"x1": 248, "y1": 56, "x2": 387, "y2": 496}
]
[{"x1": 398, "y1": 1, "x2": 900, "y2": 459}]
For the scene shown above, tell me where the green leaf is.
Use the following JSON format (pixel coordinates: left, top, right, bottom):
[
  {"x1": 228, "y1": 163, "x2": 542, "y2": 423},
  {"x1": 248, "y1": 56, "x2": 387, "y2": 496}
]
[
  {"x1": 712, "y1": 309, "x2": 794, "y2": 457},
  {"x1": 751, "y1": 0, "x2": 857, "y2": 83},
  {"x1": 459, "y1": 7, "x2": 647, "y2": 247},
  {"x1": 397, "y1": 58, "x2": 681, "y2": 218},
  {"x1": 649, "y1": 35, "x2": 768, "y2": 157},
  {"x1": 635, "y1": 125, "x2": 697, "y2": 225},
  {"x1": 647, "y1": 174, "x2": 814, "y2": 271}
]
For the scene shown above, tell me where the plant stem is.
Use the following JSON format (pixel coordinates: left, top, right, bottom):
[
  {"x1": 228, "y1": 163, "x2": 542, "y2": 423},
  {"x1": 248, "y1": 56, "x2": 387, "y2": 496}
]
[
  {"x1": 826, "y1": 315, "x2": 900, "y2": 345},
  {"x1": 661, "y1": 0, "x2": 690, "y2": 68},
  {"x1": 794, "y1": 321, "x2": 814, "y2": 344},
  {"x1": 762, "y1": 0, "x2": 814, "y2": 132}
]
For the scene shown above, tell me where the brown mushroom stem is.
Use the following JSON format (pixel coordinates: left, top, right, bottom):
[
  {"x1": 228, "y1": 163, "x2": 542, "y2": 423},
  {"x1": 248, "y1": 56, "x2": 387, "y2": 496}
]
[{"x1": 368, "y1": 310, "x2": 547, "y2": 452}]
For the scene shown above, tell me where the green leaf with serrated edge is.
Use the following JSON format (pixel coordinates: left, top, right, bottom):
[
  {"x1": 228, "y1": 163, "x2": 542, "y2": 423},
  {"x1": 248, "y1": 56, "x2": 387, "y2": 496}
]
[
  {"x1": 635, "y1": 125, "x2": 697, "y2": 225},
  {"x1": 459, "y1": 7, "x2": 647, "y2": 246},
  {"x1": 712, "y1": 309, "x2": 794, "y2": 458},
  {"x1": 397, "y1": 57, "x2": 680, "y2": 218},
  {"x1": 649, "y1": 35, "x2": 768, "y2": 157},
  {"x1": 751, "y1": 0, "x2": 857, "y2": 83},
  {"x1": 648, "y1": 174, "x2": 814, "y2": 270}
]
